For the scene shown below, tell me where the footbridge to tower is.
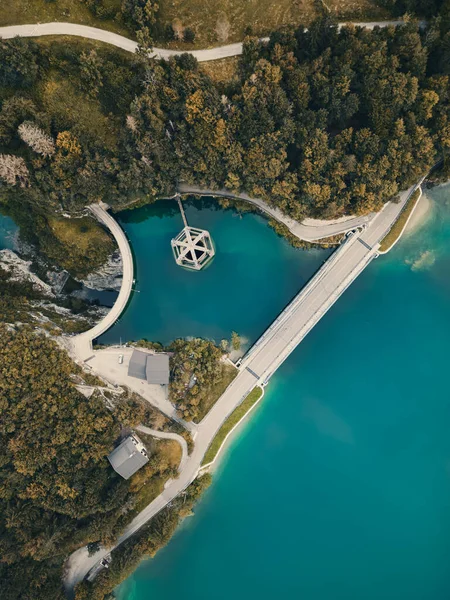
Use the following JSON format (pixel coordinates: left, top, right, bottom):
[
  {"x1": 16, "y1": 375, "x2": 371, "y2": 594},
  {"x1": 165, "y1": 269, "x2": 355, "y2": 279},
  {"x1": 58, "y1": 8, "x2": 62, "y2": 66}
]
[{"x1": 171, "y1": 194, "x2": 215, "y2": 270}]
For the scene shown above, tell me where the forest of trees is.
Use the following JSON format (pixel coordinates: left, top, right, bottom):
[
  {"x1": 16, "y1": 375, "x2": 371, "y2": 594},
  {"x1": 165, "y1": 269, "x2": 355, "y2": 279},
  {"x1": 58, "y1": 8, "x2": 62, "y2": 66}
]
[
  {"x1": 168, "y1": 338, "x2": 237, "y2": 421},
  {"x1": 0, "y1": 325, "x2": 179, "y2": 600},
  {"x1": 74, "y1": 474, "x2": 212, "y2": 600},
  {"x1": 378, "y1": 0, "x2": 449, "y2": 18},
  {"x1": 1, "y1": 13, "x2": 449, "y2": 277}
]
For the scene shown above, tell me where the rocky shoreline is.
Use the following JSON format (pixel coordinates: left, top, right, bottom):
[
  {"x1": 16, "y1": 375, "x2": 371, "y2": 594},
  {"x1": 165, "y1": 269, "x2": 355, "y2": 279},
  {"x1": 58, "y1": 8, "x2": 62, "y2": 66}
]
[{"x1": 0, "y1": 245, "x2": 118, "y2": 332}]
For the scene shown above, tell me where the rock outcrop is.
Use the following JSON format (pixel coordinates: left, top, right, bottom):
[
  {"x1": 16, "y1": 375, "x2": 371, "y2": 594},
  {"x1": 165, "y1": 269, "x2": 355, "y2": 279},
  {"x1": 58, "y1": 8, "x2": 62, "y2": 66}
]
[
  {"x1": 0, "y1": 249, "x2": 55, "y2": 296},
  {"x1": 80, "y1": 250, "x2": 123, "y2": 291}
]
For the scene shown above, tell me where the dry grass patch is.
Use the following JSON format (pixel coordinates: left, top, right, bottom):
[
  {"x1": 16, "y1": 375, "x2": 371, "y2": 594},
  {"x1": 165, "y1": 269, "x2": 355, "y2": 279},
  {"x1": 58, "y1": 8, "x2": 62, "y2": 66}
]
[
  {"x1": 196, "y1": 362, "x2": 238, "y2": 422},
  {"x1": 202, "y1": 386, "x2": 263, "y2": 466},
  {"x1": 156, "y1": 0, "x2": 316, "y2": 48},
  {"x1": 40, "y1": 75, "x2": 119, "y2": 150},
  {"x1": 44, "y1": 215, "x2": 115, "y2": 276},
  {"x1": 160, "y1": 438, "x2": 183, "y2": 468},
  {"x1": 155, "y1": 0, "x2": 388, "y2": 48},
  {"x1": 34, "y1": 34, "x2": 134, "y2": 60},
  {"x1": 0, "y1": 0, "x2": 131, "y2": 36},
  {"x1": 130, "y1": 436, "x2": 182, "y2": 513},
  {"x1": 0, "y1": 0, "x2": 390, "y2": 51},
  {"x1": 201, "y1": 57, "x2": 239, "y2": 84},
  {"x1": 326, "y1": 0, "x2": 388, "y2": 20},
  {"x1": 48, "y1": 215, "x2": 112, "y2": 253}
]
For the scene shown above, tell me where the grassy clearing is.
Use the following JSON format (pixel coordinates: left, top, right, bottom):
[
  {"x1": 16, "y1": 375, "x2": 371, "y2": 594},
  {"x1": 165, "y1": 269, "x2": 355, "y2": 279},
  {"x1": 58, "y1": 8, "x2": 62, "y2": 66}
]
[
  {"x1": 0, "y1": 0, "x2": 390, "y2": 51},
  {"x1": 155, "y1": 0, "x2": 388, "y2": 49},
  {"x1": 34, "y1": 37, "x2": 140, "y2": 144},
  {"x1": 47, "y1": 215, "x2": 113, "y2": 254},
  {"x1": 35, "y1": 34, "x2": 135, "y2": 63},
  {"x1": 0, "y1": 0, "x2": 132, "y2": 36},
  {"x1": 202, "y1": 385, "x2": 263, "y2": 466},
  {"x1": 41, "y1": 75, "x2": 120, "y2": 148},
  {"x1": 129, "y1": 436, "x2": 182, "y2": 515},
  {"x1": 200, "y1": 57, "x2": 239, "y2": 85},
  {"x1": 44, "y1": 215, "x2": 115, "y2": 276},
  {"x1": 379, "y1": 188, "x2": 421, "y2": 253},
  {"x1": 196, "y1": 362, "x2": 238, "y2": 422},
  {"x1": 326, "y1": 0, "x2": 387, "y2": 21}
]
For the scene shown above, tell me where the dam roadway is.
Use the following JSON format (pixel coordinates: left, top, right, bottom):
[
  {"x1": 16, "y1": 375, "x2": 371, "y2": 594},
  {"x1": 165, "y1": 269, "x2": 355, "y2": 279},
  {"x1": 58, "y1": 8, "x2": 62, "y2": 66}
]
[{"x1": 65, "y1": 181, "x2": 422, "y2": 590}]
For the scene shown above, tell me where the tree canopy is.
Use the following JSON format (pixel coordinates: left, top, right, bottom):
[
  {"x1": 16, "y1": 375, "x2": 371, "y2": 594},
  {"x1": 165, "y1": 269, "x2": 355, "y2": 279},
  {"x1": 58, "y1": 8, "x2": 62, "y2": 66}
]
[
  {"x1": 1, "y1": 17, "x2": 448, "y2": 257},
  {"x1": 0, "y1": 325, "x2": 175, "y2": 600}
]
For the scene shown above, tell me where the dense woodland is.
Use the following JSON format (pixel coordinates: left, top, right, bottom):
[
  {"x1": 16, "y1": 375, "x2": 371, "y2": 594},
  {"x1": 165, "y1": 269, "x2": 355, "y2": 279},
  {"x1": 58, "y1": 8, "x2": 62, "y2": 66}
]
[
  {"x1": 0, "y1": 325, "x2": 181, "y2": 600},
  {"x1": 0, "y1": 9, "x2": 449, "y2": 274},
  {"x1": 74, "y1": 474, "x2": 212, "y2": 600},
  {"x1": 168, "y1": 338, "x2": 237, "y2": 421}
]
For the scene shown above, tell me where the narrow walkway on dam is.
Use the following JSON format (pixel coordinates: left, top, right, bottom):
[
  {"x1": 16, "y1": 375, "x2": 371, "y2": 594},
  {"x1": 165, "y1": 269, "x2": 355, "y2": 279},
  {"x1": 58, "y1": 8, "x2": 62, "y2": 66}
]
[{"x1": 68, "y1": 203, "x2": 134, "y2": 362}]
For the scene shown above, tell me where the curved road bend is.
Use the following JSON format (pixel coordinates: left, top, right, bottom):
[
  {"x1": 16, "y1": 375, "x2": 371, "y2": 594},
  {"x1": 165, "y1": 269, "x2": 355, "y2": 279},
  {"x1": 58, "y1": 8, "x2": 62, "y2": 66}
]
[
  {"x1": 70, "y1": 203, "x2": 134, "y2": 361},
  {"x1": 65, "y1": 180, "x2": 422, "y2": 591},
  {"x1": 178, "y1": 184, "x2": 374, "y2": 241},
  {"x1": 0, "y1": 21, "x2": 405, "y2": 62},
  {"x1": 136, "y1": 425, "x2": 189, "y2": 472}
]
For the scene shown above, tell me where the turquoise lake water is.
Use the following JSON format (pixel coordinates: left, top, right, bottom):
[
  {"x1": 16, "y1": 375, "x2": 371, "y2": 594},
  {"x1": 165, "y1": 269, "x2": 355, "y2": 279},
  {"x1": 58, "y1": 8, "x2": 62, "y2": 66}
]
[
  {"x1": 0, "y1": 211, "x2": 18, "y2": 250},
  {"x1": 114, "y1": 184, "x2": 450, "y2": 600},
  {"x1": 99, "y1": 199, "x2": 331, "y2": 348}
]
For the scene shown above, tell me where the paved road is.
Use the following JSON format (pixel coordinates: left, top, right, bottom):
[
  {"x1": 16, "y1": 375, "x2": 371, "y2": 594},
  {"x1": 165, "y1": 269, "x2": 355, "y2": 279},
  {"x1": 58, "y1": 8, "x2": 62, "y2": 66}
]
[
  {"x1": 65, "y1": 180, "x2": 423, "y2": 592},
  {"x1": 178, "y1": 184, "x2": 374, "y2": 241},
  {"x1": 0, "y1": 21, "x2": 405, "y2": 62},
  {"x1": 136, "y1": 425, "x2": 189, "y2": 472}
]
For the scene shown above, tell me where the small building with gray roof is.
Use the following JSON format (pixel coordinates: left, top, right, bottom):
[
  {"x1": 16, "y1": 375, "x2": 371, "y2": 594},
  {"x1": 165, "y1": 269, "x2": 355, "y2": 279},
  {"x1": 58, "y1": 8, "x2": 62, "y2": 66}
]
[
  {"x1": 108, "y1": 434, "x2": 149, "y2": 480},
  {"x1": 128, "y1": 349, "x2": 170, "y2": 385},
  {"x1": 127, "y1": 349, "x2": 147, "y2": 379}
]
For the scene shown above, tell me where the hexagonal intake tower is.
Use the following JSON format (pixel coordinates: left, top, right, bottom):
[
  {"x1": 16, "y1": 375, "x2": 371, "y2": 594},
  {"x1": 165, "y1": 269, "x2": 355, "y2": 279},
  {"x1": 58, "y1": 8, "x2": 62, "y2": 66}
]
[
  {"x1": 171, "y1": 195, "x2": 215, "y2": 270},
  {"x1": 171, "y1": 226, "x2": 215, "y2": 270}
]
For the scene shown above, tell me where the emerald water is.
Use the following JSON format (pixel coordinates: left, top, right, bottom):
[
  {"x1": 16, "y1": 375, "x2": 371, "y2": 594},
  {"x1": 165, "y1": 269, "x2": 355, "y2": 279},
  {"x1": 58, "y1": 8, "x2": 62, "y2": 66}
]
[
  {"x1": 99, "y1": 199, "x2": 331, "y2": 347},
  {"x1": 114, "y1": 184, "x2": 450, "y2": 600},
  {"x1": 0, "y1": 211, "x2": 18, "y2": 250}
]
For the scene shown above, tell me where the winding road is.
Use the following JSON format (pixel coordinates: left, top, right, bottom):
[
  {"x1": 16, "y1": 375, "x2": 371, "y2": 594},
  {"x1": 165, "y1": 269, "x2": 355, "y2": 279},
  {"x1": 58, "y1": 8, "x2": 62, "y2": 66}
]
[
  {"x1": 179, "y1": 184, "x2": 374, "y2": 241},
  {"x1": 0, "y1": 20, "x2": 405, "y2": 62}
]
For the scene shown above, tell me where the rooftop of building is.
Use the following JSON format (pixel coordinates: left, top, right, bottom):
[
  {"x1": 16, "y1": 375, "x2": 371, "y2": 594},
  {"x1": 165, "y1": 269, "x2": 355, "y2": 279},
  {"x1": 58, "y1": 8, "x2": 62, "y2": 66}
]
[
  {"x1": 127, "y1": 349, "x2": 170, "y2": 385},
  {"x1": 108, "y1": 434, "x2": 149, "y2": 480}
]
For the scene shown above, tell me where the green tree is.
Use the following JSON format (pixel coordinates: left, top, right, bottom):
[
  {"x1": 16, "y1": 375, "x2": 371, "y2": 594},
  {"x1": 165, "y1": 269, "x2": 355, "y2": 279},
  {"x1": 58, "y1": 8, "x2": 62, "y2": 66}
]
[
  {"x1": 79, "y1": 50, "x2": 104, "y2": 98},
  {"x1": 231, "y1": 331, "x2": 241, "y2": 351},
  {"x1": 0, "y1": 38, "x2": 39, "y2": 88}
]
